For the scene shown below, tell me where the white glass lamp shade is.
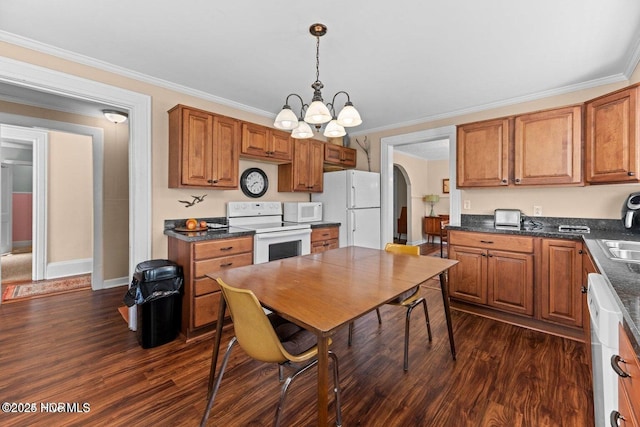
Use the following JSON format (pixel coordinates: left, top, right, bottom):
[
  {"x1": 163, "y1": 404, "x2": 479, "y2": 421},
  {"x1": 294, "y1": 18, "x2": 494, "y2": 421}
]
[
  {"x1": 304, "y1": 100, "x2": 332, "y2": 124},
  {"x1": 323, "y1": 119, "x2": 346, "y2": 138},
  {"x1": 291, "y1": 120, "x2": 314, "y2": 139},
  {"x1": 336, "y1": 104, "x2": 362, "y2": 127},
  {"x1": 274, "y1": 107, "x2": 299, "y2": 130}
]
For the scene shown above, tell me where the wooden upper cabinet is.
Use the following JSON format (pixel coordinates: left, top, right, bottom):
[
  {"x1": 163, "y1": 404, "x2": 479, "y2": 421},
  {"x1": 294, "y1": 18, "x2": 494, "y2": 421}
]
[
  {"x1": 278, "y1": 139, "x2": 324, "y2": 192},
  {"x1": 457, "y1": 118, "x2": 510, "y2": 187},
  {"x1": 585, "y1": 84, "x2": 640, "y2": 184},
  {"x1": 513, "y1": 105, "x2": 583, "y2": 186},
  {"x1": 323, "y1": 144, "x2": 357, "y2": 170},
  {"x1": 240, "y1": 122, "x2": 293, "y2": 163},
  {"x1": 168, "y1": 104, "x2": 239, "y2": 189}
]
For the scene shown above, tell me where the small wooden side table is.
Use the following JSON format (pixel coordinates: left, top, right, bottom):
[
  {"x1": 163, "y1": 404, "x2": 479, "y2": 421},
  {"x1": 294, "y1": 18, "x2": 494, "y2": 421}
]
[{"x1": 423, "y1": 215, "x2": 449, "y2": 243}]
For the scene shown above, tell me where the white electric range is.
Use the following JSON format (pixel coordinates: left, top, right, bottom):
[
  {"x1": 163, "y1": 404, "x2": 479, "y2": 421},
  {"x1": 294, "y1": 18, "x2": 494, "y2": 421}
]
[{"x1": 227, "y1": 201, "x2": 311, "y2": 264}]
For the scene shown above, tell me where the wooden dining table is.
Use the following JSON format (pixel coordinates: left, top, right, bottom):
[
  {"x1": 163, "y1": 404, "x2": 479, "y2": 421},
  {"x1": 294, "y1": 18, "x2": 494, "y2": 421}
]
[{"x1": 207, "y1": 246, "x2": 458, "y2": 426}]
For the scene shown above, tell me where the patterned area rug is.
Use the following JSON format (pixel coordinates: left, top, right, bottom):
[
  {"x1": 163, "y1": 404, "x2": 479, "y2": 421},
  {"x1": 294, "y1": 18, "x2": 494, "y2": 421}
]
[{"x1": 2, "y1": 274, "x2": 91, "y2": 302}]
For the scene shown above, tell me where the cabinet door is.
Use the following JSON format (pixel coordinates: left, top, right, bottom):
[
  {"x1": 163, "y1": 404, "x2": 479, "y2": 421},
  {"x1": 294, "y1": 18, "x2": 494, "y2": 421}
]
[
  {"x1": 291, "y1": 139, "x2": 312, "y2": 191},
  {"x1": 324, "y1": 145, "x2": 356, "y2": 168},
  {"x1": 211, "y1": 115, "x2": 239, "y2": 188},
  {"x1": 457, "y1": 118, "x2": 510, "y2": 187},
  {"x1": 241, "y1": 122, "x2": 270, "y2": 157},
  {"x1": 487, "y1": 250, "x2": 534, "y2": 315},
  {"x1": 449, "y1": 245, "x2": 487, "y2": 304},
  {"x1": 541, "y1": 239, "x2": 583, "y2": 327},
  {"x1": 514, "y1": 105, "x2": 583, "y2": 186},
  {"x1": 308, "y1": 139, "x2": 324, "y2": 191},
  {"x1": 180, "y1": 108, "x2": 214, "y2": 187},
  {"x1": 269, "y1": 129, "x2": 293, "y2": 161},
  {"x1": 586, "y1": 85, "x2": 640, "y2": 183}
]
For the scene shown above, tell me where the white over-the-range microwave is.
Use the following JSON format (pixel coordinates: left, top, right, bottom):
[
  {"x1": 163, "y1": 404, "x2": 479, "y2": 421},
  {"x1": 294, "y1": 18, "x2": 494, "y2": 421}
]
[{"x1": 283, "y1": 202, "x2": 322, "y2": 223}]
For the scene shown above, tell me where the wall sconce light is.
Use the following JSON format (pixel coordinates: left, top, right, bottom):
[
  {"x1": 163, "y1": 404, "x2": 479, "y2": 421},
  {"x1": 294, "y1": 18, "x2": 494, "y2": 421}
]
[
  {"x1": 103, "y1": 109, "x2": 128, "y2": 124},
  {"x1": 423, "y1": 194, "x2": 440, "y2": 217}
]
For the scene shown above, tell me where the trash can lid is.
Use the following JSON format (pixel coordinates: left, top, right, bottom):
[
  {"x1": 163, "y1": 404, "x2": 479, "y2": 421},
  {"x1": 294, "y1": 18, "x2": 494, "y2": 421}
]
[{"x1": 134, "y1": 259, "x2": 182, "y2": 283}]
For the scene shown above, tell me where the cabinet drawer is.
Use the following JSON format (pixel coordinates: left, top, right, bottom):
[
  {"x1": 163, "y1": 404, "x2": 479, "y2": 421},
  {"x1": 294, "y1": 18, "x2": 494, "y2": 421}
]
[
  {"x1": 194, "y1": 276, "x2": 221, "y2": 296},
  {"x1": 194, "y1": 236, "x2": 253, "y2": 259},
  {"x1": 311, "y1": 227, "x2": 339, "y2": 242},
  {"x1": 618, "y1": 324, "x2": 640, "y2": 422},
  {"x1": 194, "y1": 252, "x2": 253, "y2": 278},
  {"x1": 193, "y1": 291, "x2": 226, "y2": 328},
  {"x1": 311, "y1": 239, "x2": 339, "y2": 253},
  {"x1": 449, "y1": 231, "x2": 534, "y2": 253}
]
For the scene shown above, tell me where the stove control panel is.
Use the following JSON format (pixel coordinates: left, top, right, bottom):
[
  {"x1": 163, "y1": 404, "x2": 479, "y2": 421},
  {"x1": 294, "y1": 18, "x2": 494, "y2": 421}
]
[{"x1": 227, "y1": 201, "x2": 282, "y2": 218}]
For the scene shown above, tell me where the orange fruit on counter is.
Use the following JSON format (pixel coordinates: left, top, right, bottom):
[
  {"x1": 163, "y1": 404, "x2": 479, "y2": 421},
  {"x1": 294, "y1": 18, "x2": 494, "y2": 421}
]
[
  {"x1": 199, "y1": 220, "x2": 208, "y2": 228},
  {"x1": 186, "y1": 218, "x2": 197, "y2": 230}
]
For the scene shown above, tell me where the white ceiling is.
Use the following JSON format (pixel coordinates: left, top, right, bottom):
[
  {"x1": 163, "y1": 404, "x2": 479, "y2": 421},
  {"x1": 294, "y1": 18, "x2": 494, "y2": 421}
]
[{"x1": 0, "y1": 1, "x2": 639, "y2": 139}]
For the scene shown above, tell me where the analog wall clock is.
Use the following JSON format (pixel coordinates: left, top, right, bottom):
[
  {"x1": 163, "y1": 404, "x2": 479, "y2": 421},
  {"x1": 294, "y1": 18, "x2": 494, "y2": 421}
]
[{"x1": 240, "y1": 167, "x2": 268, "y2": 198}]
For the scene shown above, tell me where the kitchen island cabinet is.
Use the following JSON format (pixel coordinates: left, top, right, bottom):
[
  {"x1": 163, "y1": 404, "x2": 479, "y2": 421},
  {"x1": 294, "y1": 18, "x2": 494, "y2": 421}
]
[
  {"x1": 278, "y1": 139, "x2": 324, "y2": 192},
  {"x1": 585, "y1": 83, "x2": 640, "y2": 184},
  {"x1": 168, "y1": 104, "x2": 240, "y2": 189},
  {"x1": 168, "y1": 235, "x2": 253, "y2": 341}
]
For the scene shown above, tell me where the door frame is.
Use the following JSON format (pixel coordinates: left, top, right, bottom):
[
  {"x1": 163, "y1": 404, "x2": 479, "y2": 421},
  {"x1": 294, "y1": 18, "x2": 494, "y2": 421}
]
[
  {"x1": 380, "y1": 125, "x2": 460, "y2": 247},
  {"x1": 0, "y1": 56, "x2": 151, "y2": 330}
]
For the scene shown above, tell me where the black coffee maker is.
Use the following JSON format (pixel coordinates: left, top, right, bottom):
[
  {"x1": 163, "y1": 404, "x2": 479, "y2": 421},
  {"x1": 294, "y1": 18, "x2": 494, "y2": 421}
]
[{"x1": 622, "y1": 192, "x2": 640, "y2": 232}]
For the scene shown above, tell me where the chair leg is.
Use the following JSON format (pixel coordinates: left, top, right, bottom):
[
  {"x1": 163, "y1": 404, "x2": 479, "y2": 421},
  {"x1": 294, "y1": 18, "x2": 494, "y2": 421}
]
[
  {"x1": 403, "y1": 297, "x2": 431, "y2": 372},
  {"x1": 375, "y1": 308, "x2": 382, "y2": 324},
  {"x1": 200, "y1": 337, "x2": 237, "y2": 427},
  {"x1": 348, "y1": 322, "x2": 354, "y2": 346},
  {"x1": 274, "y1": 359, "x2": 319, "y2": 427}
]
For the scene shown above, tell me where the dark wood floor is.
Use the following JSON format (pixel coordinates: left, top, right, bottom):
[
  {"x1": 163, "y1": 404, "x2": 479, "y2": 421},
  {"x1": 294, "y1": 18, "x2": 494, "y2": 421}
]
[{"x1": 0, "y1": 280, "x2": 594, "y2": 427}]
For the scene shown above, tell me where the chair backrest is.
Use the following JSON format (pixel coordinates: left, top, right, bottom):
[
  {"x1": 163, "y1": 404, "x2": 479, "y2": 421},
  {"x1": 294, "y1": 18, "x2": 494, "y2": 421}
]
[
  {"x1": 397, "y1": 207, "x2": 407, "y2": 233},
  {"x1": 216, "y1": 278, "x2": 290, "y2": 364},
  {"x1": 385, "y1": 242, "x2": 420, "y2": 256}
]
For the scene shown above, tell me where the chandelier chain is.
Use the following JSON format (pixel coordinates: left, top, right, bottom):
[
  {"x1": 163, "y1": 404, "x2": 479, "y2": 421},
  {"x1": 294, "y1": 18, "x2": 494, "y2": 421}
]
[{"x1": 315, "y1": 35, "x2": 320, "y2": 83}]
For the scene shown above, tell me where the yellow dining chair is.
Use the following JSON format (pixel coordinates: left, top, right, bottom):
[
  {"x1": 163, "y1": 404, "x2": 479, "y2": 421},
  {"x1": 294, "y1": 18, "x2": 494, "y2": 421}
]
[
  {"x1": 348, "y1": 243, "x2": 432, "y2": 371},
  {"x1": 201, "y1": 278, "x2": 343, "y2": 427}
]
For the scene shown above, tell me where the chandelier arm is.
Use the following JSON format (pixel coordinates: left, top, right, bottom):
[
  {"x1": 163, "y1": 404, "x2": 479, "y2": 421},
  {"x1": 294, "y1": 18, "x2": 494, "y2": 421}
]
[
  {"x1": 284, "y1": 93, "x2": 309, "y2": 118},
  {"x1": 330, "y1": 91, "x2": 352, "y2": 108}
]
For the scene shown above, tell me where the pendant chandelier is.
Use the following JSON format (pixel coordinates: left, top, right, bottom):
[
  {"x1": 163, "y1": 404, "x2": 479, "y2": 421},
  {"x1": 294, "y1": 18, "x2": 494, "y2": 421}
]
[{"x1": 273, "y1": 23, "x2": 362, "y2": 139}]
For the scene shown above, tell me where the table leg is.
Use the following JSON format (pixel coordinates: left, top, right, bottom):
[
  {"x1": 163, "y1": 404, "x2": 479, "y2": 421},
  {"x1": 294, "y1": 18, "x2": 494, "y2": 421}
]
[
  {"x1": 208, "y1": 296, "x2": 227, "y2": 393},
  {"x1": 317, "y1": 335, "x2": 329, "y2": 426},
  {"x1": 439, "y1": 272, "x2": 456, "y2": 360}
]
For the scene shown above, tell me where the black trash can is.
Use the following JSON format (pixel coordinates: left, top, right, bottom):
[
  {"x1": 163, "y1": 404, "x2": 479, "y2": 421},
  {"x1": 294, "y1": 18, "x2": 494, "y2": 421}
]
[{"x1": 123, "y1": 259, "x2": 183, "y2": 349}]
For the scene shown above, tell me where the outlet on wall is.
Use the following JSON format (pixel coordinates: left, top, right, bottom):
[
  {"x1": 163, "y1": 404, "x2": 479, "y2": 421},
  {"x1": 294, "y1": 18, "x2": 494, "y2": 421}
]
[
  {"x1": 533, "y1": 206, "x2": 543, "y2": 216},
  {"x1": 463, "y1": 200, "x2": 471, "y2": 210}
]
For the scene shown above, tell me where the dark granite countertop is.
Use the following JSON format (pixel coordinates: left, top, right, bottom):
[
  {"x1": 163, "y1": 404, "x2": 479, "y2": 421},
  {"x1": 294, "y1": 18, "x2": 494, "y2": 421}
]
[
  {"x1": 309, "y1": 221, "x2": 341, "y2": 228},
  {"x1": 449, "y1": 215, "x2": 640, "y2": 356},
  {"x1": 163, "y1": 217, "x2": 254, "y2": 242}
]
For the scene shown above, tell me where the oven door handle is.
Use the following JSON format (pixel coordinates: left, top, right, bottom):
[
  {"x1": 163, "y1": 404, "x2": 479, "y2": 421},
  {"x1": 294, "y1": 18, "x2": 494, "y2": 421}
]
[{"x1": 254, "y1": 229, "x2": 312, "y2": 240}]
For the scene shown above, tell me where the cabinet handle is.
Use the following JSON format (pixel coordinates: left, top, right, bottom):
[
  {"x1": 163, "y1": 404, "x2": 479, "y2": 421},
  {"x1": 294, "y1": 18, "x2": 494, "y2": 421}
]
[
  {"x1": 610, "y1": 410, "x2": 624, "y2": 426},
  {"x1": 514, "y1": 178, "x2": 521, "y2": 184},
  {"x1": 322, "y1": 233, "x2": 330, "y2": 237},
  {"x1": 580, "y1": 286, "x2": 588, "y2": 294},
  {"x1": 481, "y1": 253, "x2": 487, "y2": 257},
  {"x1": 207, "y1": 179, "x2": 219, "y2": 184},
  {"x1": 480, "y1": 240, "x2": 494, "y2": 244},
  {"x1": 578, "y1": 249, "x2": 583, "y2": 254},
  {"x1": 501, "y1": 179, "x2": 508, "y2": 184},
  {"x1": 611, "y1": 355, "x2": 630, "y2": 377},
  {"x1": 219, "y1": 246, "x2": 233, "y2": 251},
  {"x1": 220, "y1": 262, "x2": 233, "y2": 268},
  {"x1": 628, "y1": 171, "x2": 635, "y2": 176}
]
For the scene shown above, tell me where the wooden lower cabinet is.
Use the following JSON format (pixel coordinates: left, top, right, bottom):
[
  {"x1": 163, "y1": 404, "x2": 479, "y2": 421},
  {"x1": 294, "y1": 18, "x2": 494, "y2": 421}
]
[
  {"x1": 311, "y1": 226, "x2": 339, "y2": 253},
  {"x1": 540, "y1": 238, "x2": 583, "y2": 328},
  {"x1": 616, "y1": 324, "x2": 640, "y2": 426},
  {"x1": 449, "y1": 230, "x2": 586, "y2": 340},
  {"x1": 449, "y1": 231, "x2": 534, "y2": 316},
  {"x1": 168, "y1": 235, "x2": 253, "y2": 341}
]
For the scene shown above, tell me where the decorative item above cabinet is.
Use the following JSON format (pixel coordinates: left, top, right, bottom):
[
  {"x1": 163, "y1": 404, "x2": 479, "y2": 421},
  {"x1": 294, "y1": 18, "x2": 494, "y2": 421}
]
[{"x1": 168, "y1": 104, "x2": 240, "y2": 189}]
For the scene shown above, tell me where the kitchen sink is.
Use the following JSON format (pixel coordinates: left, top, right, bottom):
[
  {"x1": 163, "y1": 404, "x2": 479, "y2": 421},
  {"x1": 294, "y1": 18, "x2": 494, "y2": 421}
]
[{"x1": 598, "y1": 239, "x2": 640, "y2": 263}]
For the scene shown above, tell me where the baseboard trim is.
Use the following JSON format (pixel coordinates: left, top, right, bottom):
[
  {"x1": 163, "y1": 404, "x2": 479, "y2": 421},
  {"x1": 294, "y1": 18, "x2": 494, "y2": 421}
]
[
  {"x1": 103, "y1": 277, "x2": 128, "y2": 289},
  {"x1": 46, "y1": 258, "x2": 92, "y2": 279}
]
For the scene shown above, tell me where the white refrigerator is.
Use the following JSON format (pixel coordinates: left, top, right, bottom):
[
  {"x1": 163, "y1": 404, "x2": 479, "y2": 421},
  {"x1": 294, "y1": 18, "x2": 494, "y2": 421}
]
[{"x1": 312, "y1": 170, "x2": 382, "y2": 249}]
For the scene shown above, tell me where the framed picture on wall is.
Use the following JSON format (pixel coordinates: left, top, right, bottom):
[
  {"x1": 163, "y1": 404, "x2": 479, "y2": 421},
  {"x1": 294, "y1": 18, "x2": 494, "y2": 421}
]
[{"x1": 442, "y1": 178, "x2": 450, "y2": 194}]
